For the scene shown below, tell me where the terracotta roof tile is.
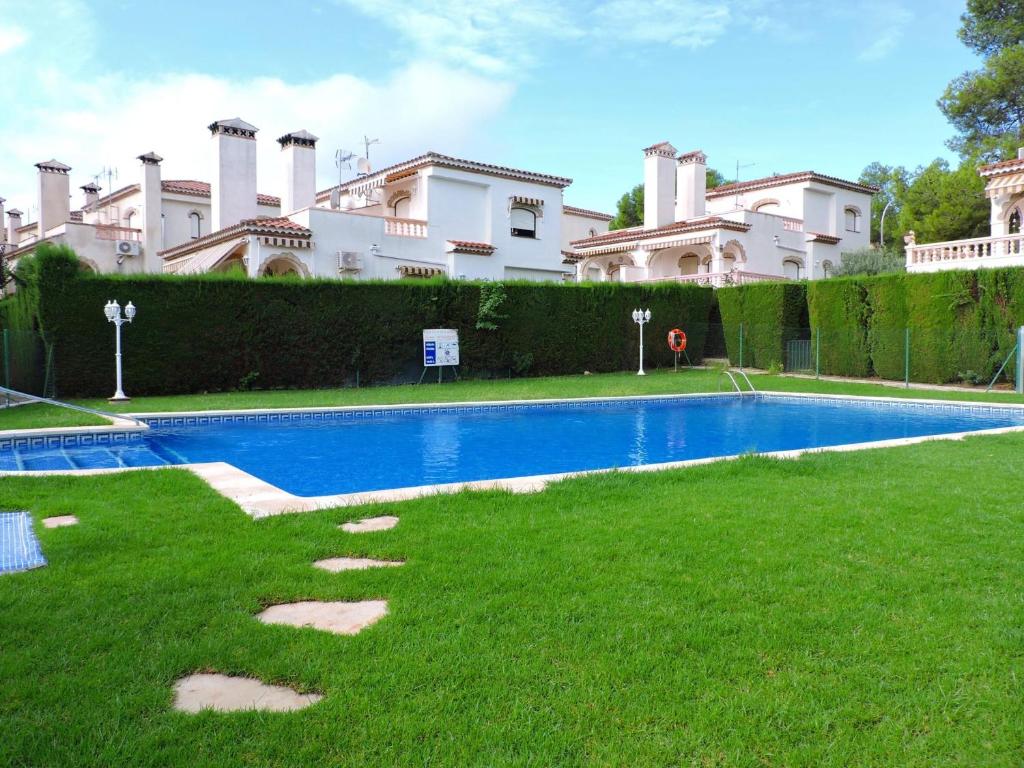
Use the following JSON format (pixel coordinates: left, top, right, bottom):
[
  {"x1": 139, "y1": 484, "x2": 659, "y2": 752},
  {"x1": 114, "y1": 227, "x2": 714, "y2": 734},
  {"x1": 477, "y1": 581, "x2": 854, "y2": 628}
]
[
  {"x1": 707, "y1": 171, "x2": 878, "y2": 198},
  {"x1": 571, "y1": 216, "x2": 750, "y2": 249},
  {"x1": 446, "y1": 239, "x2": 495, "y2": 255},
  {"x1": 978, "y1": 157, "x2": 1024, "y2": 177},
  {"x1": 563, "y1": 205, "x2": 613, "y2": 221},
  {"x1": 807, "y1": 231, "x2": 841, "y2": 244}
]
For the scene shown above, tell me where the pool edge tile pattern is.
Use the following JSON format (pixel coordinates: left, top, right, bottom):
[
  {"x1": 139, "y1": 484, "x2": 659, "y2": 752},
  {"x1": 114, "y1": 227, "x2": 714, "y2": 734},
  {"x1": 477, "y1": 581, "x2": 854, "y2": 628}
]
[
  {"x1": 172, "y1": 673, "x2": 323, "y2": 713},
  {"x1": 0, "y1": 511, "x2": 46, "y2": 574},
  {"x1": 257, "y1": 600, "x2": 389, "y2": 636}
]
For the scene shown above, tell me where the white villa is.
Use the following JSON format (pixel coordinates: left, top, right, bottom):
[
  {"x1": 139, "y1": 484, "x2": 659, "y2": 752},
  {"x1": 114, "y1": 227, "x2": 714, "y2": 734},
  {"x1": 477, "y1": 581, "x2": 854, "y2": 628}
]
[
  {"x1": 569, "y1": 142, "x2": 876, "y2": 284},
  {"x1": 0, "y1": 118, "x2": 611, "y2": 283},
  {"x1": 905, "y1": 148, "x2": 1024, "y2": 273}
]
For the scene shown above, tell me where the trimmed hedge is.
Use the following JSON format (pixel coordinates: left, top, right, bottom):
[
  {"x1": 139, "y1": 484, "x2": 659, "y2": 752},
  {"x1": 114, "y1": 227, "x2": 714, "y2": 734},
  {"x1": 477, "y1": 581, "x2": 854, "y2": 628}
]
[
  {"x1": 3, "y1": 247, "x2": 715, "y2": 397},
  {"x1": 807, "y1": 278, "x2": 871, "y2": 377},
  {"x1": 717, "y1": 282, "x2": 808, "y2": 368}
]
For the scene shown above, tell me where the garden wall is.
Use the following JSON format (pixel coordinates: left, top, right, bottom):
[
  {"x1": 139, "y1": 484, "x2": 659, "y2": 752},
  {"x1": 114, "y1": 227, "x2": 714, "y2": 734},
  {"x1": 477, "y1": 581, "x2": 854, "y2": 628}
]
[{"x1": 3, "y1": 247, "x2": 715, "y2": 397}]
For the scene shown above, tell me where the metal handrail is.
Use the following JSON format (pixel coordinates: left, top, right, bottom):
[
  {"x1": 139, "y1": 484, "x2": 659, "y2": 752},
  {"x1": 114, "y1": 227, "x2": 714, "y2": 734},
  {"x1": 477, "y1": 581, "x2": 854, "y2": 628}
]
[
  {"x1": 720, "y1": 370, "x2": 742, "y2": 394},
  {"x1": 0, "y1": 385, "x2": 146, "y2": 428},
  {"x1": 735, "y1": 369, "x2": 756, "y2": 392}
]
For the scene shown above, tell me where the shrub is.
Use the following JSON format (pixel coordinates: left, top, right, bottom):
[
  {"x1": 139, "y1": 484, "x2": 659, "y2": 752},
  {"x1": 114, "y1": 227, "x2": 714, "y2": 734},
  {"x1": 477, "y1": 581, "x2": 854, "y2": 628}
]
[{"x1": 717, "y1": 282, "x2": 807, "y2": 369}]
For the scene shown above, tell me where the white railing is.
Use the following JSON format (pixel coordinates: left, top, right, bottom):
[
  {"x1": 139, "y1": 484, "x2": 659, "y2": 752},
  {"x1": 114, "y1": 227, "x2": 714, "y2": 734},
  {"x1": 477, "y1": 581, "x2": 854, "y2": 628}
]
[
  {"x1": 781, "y1": 217, "x2": 804, "y2": 232},
  {"x1": 640, "y1": 270, "x2": 788, "y2": 288},
  {"x1": 95, "y1": 225, "x2": 141, "y2": 242},
  {"x1": 384, "y1": 217, "x2": 428, "y2": 238},
  {"x1": 906, "y1": 233, "x2": 1024, "y2": 269}
]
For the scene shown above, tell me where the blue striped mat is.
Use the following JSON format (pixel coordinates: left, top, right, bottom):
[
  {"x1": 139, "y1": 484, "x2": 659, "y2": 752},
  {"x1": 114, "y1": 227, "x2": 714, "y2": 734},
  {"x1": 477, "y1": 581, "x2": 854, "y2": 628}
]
[{"x1": 0, "y1": 511, "x2": 46, "y2": 574}]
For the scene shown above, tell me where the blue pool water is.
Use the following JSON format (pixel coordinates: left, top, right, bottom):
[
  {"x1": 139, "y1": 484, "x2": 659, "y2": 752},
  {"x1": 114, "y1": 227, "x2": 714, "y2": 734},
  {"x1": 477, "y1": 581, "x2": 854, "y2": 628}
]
[{"x1": 3, "y1": 394, "x2": 1023, "y2": 496}]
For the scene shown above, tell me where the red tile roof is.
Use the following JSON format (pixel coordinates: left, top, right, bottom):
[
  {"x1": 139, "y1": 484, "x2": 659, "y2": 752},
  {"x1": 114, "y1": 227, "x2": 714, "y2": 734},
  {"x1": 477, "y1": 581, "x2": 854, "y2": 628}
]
[
  {"x1": 86, "y1": 180, "x2": 280, "y2": 210},
  {"x1": 447, "y1": 239, "x2": 495, "y2": 255},
  {"x1": 807, "y1": 232, "x2": 841, "y2": 244},
  {"x1": 571, "y1": 216, "x2": 751, "y2": 249},
  {"x1": 978, "y1": 157, "x2": 1024, "y2": 177},
  {"x1": 707, "y1": 171, "x2": 878, "y2": 198},
  {"x1": 159, "y1": 216, "x2": 311, "y2": 259},
  {"x1": 563, "y1": 204, "x2": 613, "y2": 221}
]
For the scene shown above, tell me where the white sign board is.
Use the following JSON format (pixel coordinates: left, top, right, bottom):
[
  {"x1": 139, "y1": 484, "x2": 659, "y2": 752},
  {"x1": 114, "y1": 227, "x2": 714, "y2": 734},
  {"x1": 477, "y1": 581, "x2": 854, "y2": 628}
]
[{"x1": 423, "y1": 329, "x2": 460, "y2": 367}]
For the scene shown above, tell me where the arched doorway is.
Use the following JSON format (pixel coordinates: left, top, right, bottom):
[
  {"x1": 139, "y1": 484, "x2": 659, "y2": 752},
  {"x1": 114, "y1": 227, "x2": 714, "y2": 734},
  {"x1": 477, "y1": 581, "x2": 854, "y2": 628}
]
[{"x1": 259, "y1": 253, "x2": 309, "y2": 278}]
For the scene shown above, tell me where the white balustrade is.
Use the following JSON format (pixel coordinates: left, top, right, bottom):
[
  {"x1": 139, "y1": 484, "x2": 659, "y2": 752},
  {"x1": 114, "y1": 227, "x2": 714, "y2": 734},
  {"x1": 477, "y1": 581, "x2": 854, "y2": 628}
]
[
  {"x1": 906, "y1": 233, "x2": 1024, "y2": 269},
  {"x1": 641, "y1": 270, "x2": 787, "y2": 287},
  {"x1": 781, "y1": 217, "x2": 804, "y2": 232},
  {"x1": 383, "y1": 217, "x2": 428, "y2": 238}
]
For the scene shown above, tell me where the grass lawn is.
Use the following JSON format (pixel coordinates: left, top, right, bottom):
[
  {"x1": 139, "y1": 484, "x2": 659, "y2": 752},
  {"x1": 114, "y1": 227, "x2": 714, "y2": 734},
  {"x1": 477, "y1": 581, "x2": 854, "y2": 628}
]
[
  {"x1": 2, "y1": 434, "x2": 1023, "y2": 766},
  {"x1": 1, "y1": 367, "x2": 1021, "y2": 432}
]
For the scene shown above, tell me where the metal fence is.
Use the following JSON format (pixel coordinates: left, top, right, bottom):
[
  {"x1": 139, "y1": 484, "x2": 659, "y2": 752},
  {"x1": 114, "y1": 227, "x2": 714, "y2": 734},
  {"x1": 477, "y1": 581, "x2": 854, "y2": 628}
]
[{"x1": 1, "y1": 329, "x2": 54, "y2": 401}]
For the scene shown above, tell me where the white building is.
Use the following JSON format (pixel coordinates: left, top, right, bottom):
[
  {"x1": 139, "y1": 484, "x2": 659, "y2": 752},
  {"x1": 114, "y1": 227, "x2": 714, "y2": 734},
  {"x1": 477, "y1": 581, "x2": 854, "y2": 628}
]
[
  {"x1": 569, "y1": 142, "x2": 875, "y2": 285},
  {"x1": 0, "y1": 119, "x2": 610, "y2": 284},
  {"x1": 905, "y1": 149, "x2": 1024, "y2": 273}
]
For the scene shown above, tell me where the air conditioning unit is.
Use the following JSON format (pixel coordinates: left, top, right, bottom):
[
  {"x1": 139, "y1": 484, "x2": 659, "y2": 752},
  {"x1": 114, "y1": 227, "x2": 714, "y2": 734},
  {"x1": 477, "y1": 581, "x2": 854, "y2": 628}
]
[
  {"x1": 338, "y1": 251, "x2": 362, "y2": 272},
  {"x1": 115, "y1": 240, "x2": 141, "y2": 258}
]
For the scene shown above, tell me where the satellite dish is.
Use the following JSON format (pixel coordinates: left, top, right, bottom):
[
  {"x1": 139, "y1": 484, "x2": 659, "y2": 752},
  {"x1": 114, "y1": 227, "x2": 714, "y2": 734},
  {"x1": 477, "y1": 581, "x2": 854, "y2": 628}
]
[{"x1": 357, "y1": 157, "x2": 372, "y2": 176}]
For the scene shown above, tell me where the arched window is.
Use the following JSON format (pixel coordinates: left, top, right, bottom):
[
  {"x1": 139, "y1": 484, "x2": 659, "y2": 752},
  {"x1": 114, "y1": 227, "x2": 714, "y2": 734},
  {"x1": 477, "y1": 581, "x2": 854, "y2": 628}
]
[
  {"x1": 822, "y1": 260, "x2": 833, "y2": 278},
  {"x1": 844, "y1": 207, "x2": 861, "y2": 233},
  {"x1": 588, "y1": 227, "x2": 597, "y2": 237},
  {"x1": 1010, "y1": 207, "x2": 1021, "y2": 235},
  {"x1": 752, "y1": 198, "x2": 780, "y2": 213},
  {"x1": 783, "y1": 258, "x2": 803, "y2": 279},
  {"x1": 510, "y1": 207, "x2": 537, "y2": 238},
  {"x1": 189, "y1": 211, "x2": 202, "y2": 239},
  {"x1": 391, "y1": 195, "x2": 411, "y2": 218}
]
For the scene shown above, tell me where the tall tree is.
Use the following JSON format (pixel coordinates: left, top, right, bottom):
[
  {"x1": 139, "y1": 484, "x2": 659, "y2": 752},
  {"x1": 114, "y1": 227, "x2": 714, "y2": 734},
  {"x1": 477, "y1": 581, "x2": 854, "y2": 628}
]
[
  {"x1": 896, "y1": 159, "x2": 989, "y2": 244},
  {"x1": 858, "y1": 162, "x2": 911, "y2": 246},
  {"x1": 607, "y1": 169, "x2": 725, "y2": 231},
  {"x1": 958, "y1": 0, "x2": 1024, "y2": 55}
]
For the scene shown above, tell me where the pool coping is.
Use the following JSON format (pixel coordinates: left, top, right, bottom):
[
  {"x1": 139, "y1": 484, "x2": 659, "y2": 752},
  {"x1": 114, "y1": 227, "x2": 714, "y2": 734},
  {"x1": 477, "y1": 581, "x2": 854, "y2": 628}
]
[{"x1": 2, "y1": 389, "x2": 1024, "y2": 518}]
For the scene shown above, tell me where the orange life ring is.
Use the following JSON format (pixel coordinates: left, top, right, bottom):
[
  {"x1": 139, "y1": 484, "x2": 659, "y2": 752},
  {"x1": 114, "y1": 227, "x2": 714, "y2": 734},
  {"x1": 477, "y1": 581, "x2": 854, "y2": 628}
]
[{"x1": 668, "y1": 328, "x2": 687, "y2": 352}]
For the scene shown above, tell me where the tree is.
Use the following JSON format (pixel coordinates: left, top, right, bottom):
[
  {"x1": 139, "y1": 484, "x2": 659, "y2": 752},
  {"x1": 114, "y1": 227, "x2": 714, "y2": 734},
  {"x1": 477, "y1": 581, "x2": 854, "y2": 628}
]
[
  {"x1": 833, "y1": 246, "x2": 905, "y2": 277},
  {"x1": 607, "y1": 168, "x2": 725, "y2": 231},
  {"x1": 858, "y1": 162, "x2": 911, "y2": 246},
  {"x1": 939, "y1": 45, "x2": 1024, "y2": 159},
  {"x1": 958, "y1": 0, "x2": 1024, "y2": 55},
  {"x1": 896, "y1": 159, "x2": 989, "y2": 244}
]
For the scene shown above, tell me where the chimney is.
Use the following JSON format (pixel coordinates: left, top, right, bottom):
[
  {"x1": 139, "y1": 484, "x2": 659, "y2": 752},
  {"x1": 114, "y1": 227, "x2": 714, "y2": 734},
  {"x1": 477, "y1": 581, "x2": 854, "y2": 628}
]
[
  {"x1": 643, "y1": 142, "x2": 676, "y2": 229},
  {"x1": 80, "y1": 182, "x2": 101, "y2": 209},
  {"x1": 7, "y1": 209, "x2": 23, "y2": 245},
  {"x1": 1018, "y1": 147, "x2": 1024, "y2": 160},
  {"x1": 36, "y1": 159, "x2": 71, "y2": 237},
  {"x1": 0, "y1": 198, "x2": 5, "y2": 245},
  {"x1": 277, "y1": 130, "x2": 319, "y2": 214},
  {"x1": 675, "y1": 150, "x2": 707, "y2": 221},
  {"x1": 138, "y1": 152, "x2": 163, "y2": 272},
  {"x1": 208, "y1": 118, "x2": 258, "y2": 231}
]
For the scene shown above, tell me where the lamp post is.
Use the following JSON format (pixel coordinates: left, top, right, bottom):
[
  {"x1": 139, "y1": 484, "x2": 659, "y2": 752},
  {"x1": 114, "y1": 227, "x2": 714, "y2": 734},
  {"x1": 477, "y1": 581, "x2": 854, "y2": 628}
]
[
  {"x1": 879, "y1": 199, "x2": 893, "y2": 248},
  {"x1": 104, "y1": 300, "x2": 136, "y2": 401},
  {"x1": 631, "y1": 307, "x2": 651, "y2": 376}
]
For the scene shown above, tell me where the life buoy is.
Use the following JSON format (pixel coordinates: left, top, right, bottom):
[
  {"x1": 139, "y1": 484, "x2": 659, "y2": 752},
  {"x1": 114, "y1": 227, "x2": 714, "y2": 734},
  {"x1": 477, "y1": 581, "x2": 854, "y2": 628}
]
[{"x1": 668, "y1": 328, "x2": 687, "y2": 352}]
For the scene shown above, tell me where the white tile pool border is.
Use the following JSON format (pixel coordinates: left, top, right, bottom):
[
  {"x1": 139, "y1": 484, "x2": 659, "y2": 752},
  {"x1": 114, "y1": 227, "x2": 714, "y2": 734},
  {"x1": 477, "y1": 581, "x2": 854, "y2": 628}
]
[{"x1": 2, "y1": 390, "x2": 1024, "y2": 519}]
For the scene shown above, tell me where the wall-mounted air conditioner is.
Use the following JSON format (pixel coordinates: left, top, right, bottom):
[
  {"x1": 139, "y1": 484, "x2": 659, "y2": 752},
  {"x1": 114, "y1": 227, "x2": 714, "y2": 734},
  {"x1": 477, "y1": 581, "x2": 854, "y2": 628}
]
[
  {"x1": 338, "y1": 251, "x2": 362, "y2": 272},
  {"x1": 115, "y1": 240, "x2": 141, "y2": 258}
]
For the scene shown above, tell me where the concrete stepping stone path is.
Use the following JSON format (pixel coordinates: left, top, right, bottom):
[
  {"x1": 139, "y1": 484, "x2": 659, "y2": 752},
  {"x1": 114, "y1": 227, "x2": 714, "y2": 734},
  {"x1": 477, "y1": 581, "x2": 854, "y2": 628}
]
[
  {"x1": 314, "y1": 557, "x2": 404, "y2": 572},
  {"x1": 257, "y1": 600, "x2": 388, "y2": 635},
  {"x1": 340, "y1": 515, "x2": 399, "y2": 533},
  {"x1": 172, "y1": 673, "x2": 322, "y2": 713},
  {"x1": 42, "y1": 515, "x2": 78, "y2": 529}
]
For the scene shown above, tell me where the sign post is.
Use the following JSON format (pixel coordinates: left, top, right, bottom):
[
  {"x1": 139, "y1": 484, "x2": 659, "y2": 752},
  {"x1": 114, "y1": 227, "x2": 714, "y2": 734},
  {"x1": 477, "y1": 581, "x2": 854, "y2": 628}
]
[{"x1": 420, "y1": 329, "x2": 460, "y2": 384}]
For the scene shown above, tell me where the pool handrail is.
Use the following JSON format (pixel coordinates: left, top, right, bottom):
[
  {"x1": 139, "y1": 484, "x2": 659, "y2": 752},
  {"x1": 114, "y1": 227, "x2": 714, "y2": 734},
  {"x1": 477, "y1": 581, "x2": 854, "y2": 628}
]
[
  {"x1": 0, "y1": 385, "x2": 146, "y2": 428},
  {"x1": 720, "y1": 369, "x2": 756, "y2": 395}
]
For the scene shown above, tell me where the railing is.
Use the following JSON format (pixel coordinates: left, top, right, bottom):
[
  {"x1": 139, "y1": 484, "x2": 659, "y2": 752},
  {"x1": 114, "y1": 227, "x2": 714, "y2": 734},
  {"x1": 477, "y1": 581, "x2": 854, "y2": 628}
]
[
  {"x1": 781, "y1": 217, "x2": 804, "y2": 232},
  {"x1": 95, "y1": 225, "x2": 141, "y2": 242},
  {"x1": 906, "y1": 233, "x2": 1024, "y2": 269},
  {"x1": 640, "y1": 270, "x2": 788, "y2": 288},
  {"x1": 383, "y1": 217, "x2": 428, "y2": 238}
]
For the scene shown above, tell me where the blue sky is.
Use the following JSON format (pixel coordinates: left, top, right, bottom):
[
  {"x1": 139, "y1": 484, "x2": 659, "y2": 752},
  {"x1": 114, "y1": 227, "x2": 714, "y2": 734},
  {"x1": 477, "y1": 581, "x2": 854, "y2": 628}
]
[{"x1": 0, "y1": 0, "x2": 980, "y2": 216}]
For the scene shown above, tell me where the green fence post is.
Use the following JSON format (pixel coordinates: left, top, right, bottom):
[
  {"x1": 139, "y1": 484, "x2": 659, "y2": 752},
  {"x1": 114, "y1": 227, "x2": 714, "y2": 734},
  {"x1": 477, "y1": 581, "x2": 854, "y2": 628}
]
[
  {"x1": 904, "y1": 327, "x2": 910, "y2": 389},
  {"x1": 2, "y1": 329, "x2": 8, "y2": 407},
  {"x1": 739, "y1": 323, "x2": 744, "y2": 370},
  {"x1": 815, "y1": 327, "x2": 820, "y2": 379}
]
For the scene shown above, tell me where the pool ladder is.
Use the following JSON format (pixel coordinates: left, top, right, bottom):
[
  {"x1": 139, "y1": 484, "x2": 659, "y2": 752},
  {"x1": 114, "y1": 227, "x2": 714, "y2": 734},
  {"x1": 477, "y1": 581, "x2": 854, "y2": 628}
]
[{"x1": 720, "y1": 369, "x2": 756, "y2": 396}]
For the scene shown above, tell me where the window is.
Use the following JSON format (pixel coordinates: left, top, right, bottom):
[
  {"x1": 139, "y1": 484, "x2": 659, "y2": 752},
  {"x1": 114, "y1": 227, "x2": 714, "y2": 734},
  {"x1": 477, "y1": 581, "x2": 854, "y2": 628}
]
[
  {"x1": 124, "y1": 208, "x2": 136, "y2": 229},
  {"x1": 189, "y1": 211, "x2": 202, "y2": 239},
  {"x1": 391, "y1": 195, "x2": 411, "y2": 218},
  {"x1": 510, "y1": 207, "x2": 537, "y2": 238},
  {"x1": 822, "y1": 260, "x2": 833, "y2": 278},
  {"x1": 783, "y1": 259, "x2": 802, "y2": 280},
  {"x1": 588, "y1": 228, "x2": 597, "y2": 237},
  {"x1": 1010, "y1": 208, "x2": 1021, "y2": 235},
  {"x1": 844, "y1": 207, "x2": 861, "y2": 233}
]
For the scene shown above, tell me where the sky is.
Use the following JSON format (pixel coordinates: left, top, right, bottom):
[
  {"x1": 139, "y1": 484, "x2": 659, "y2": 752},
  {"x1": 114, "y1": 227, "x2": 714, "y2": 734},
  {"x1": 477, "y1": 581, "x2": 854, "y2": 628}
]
[{"x1": 0, "y1": 0, "x2": 982, "y2": 220}]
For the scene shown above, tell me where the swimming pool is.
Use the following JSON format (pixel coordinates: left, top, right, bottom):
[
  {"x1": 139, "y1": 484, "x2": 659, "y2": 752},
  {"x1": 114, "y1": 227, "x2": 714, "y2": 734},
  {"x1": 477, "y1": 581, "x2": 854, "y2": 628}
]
[{"x1": 2, "y1": 393, "x2": 1023, "y2": 498}]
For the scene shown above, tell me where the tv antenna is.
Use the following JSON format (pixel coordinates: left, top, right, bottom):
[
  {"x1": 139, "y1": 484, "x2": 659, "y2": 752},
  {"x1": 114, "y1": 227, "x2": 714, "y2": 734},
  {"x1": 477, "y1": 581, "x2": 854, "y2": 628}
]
[
  {"x1": 362, "y1": 135, "x2": 380, "y2": 162},
  {"x1": 335, "y1": 149, "x2": 355, "y2": 181},
  {"x1": 734, "y1": 160, "x2": 755, "y2": 184},
  {"x1": 94, "y1": 166, "x2": 118, "y2": 223}
]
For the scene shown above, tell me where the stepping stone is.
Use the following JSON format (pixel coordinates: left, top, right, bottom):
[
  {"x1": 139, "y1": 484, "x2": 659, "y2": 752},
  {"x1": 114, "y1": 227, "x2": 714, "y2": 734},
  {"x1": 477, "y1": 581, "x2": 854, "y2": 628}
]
[
  {"x1": 172, "y1": 673, "x2": 322, "y2": 713},
  {"x1": 42, "y1": 515, "x2": 79, "y2": 529},
  {"x1": 340, "y1": 515, "x2": 399, "y2": 533},
  {"x1": 257, "y1": 600, "x2": 388, "y2": 635},
  {"x1": 314, "y1": 557, "x2": 404, "y2": 572}
]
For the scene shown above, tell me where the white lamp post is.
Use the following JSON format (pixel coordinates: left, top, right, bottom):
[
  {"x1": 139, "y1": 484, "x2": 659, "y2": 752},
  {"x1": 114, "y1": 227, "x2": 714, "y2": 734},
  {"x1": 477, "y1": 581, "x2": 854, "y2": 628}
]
[
  {"x1": 631, "y1": 307, "x2": 651, "y2": 376},
  {"x1": 104, "y1": 299, "x2": 136, "y2": 401}
]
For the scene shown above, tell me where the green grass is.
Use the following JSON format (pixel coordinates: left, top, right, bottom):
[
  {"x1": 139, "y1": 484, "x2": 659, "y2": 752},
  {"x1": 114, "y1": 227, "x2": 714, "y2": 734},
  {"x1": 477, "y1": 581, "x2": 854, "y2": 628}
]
[
  {"x1": 2, "y1": 435, "x2": 1024, "y2": 766},
  {"x1": 1, "y1": 367, "x2": 1019, "y2": 432}
]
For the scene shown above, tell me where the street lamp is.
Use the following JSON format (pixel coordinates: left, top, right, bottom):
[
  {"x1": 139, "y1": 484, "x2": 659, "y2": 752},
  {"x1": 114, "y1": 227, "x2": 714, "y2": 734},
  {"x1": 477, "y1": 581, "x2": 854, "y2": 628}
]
[
  {"x1": 631, "y1": 307, "x2": 651, "y2": 376},
  {"x1": 879, "y1": 199, "x2": 893, "y2": 248},
  {"x1": 104, "y1": 299, "x2": 136, "y2": 401}
]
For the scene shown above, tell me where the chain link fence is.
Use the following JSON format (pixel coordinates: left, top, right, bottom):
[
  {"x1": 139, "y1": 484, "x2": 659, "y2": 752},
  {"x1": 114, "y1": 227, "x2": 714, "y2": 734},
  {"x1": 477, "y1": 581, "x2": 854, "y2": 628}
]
[{"x1": 0, "y1": 329, "x2": 55, "y2": 402}]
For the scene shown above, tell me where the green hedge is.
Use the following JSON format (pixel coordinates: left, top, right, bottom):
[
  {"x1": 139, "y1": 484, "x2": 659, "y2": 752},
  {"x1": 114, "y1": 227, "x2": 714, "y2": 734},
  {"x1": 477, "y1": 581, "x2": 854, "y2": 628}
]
[
  {"x1": 717, "y1": 282, "x2": 808, "y2": 369},
  {"x1": 4, "y1": 247, "x2": 714, "y2": 397},
  {"x1": 807, "y1": 278, "x2": 871, "y2": 377}
]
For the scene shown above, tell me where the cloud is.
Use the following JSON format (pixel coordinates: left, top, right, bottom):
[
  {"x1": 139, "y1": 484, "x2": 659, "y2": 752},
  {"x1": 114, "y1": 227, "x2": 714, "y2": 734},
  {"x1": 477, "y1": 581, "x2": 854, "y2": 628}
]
[
  {"x1": 0, "y1": 63, "x2": 514, "y2": 214},
  {"x1": 591, "y1": 0, "x2": 732, "y2": 48},
  {"x1": 857, "y1": 3, "x2": 913, "y2": 61},
  {"x1": 0, "y1": 24, "x2": 28, "y2": 55}
]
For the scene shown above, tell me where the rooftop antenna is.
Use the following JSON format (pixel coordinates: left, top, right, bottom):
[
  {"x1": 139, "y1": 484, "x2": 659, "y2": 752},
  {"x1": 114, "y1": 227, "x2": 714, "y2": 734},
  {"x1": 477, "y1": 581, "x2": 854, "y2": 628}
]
[
  {"x1": 334, "y1": 149, "x2": 355, "y2": 183},
  {"x1": 734, "y1": 160, "x2": 755, "y2": 209},
  {"x1": 94, "y1": 166, "x2": 118, "y2": 223},
  {"x1": 362, "y1": 135, "x2": 380, "y2": 162}
]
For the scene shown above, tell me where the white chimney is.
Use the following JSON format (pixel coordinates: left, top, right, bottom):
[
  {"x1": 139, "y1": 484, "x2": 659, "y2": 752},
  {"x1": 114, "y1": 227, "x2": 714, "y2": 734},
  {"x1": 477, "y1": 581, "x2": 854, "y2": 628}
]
[
  {"x1": 1018, "y1": 147, "x2": 1024, "y2": 160},
  {"x1": 138, "y1": 152, "x2": 163, "y2": 272},
  {"x1": 36, "y1": 159, "x2": 71, "y2": 237},
  {"x1": 208, "y1": 118, "x2": 258, "y2": 231},
  {"x1": 277, "y1": 130, "x2": 318, "y2": 214},
  {"x1": 80, "y1": 182, "x2": 101, "y2": 209},
  {"x1": 675, "y1": 150, "x2": 707, "y2": 221},
  {"x1": 643, "y1": 141, "x2": 676, "y2": 229},
  {"x1": 7, "y1": 209, "x2": 23, "y2": 245},
  {"x1": 0, "y1": 197, "x2": 5, "y2": 245}
]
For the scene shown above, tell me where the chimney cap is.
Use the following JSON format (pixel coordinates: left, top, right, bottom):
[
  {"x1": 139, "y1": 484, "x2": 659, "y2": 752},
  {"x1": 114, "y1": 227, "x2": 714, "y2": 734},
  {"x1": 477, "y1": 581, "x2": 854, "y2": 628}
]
[
  {"x1": 35, "y1": 159, "x2": 71, "y2": 174},
  {"x1": 208, "y1": 118, "x2": 258, "y2": 139},
  {"x1": 8, "y1": 209, "x2": 23, "y2": 216},
  {"x1": 80, "y1": 182, "x2": 101, "y2": 192},
  {"x1": 137, "y1": 151, "x2": 164, "y2": 165},
  {"x1": 642, "y1": 141, "x2": 677, "y2": 158},
  {"x1": 1018, "y1": 147, "x2": 1024, "y2": 160},
  {"x1": 277, "y1": 129, "x2": 319, "y2": 148},
  {"x1": 678, "y1": 150, "x2": 707, "y2": 165}
]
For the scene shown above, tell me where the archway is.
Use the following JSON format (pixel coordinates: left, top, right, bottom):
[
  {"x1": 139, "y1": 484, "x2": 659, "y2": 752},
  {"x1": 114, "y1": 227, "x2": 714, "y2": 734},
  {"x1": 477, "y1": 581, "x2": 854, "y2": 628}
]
[
  {"x1": 259, "y1": 252, "x2": 309, "y2": 278},
  {"x1": 646, "y1": 245, "x2": 713, "y2": 279}
]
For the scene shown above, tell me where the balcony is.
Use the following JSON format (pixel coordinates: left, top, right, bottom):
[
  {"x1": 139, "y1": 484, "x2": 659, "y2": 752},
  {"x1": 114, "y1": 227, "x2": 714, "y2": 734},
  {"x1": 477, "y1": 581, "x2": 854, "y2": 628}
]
[
  {"x1": 906, "y1": 233, "x2": 1024, "y2": 272},
  {"x1": 383, "y1": 217, "x2": 428, "y2": 238},
  {"x1": 639, "y1": 270, "x2": 788, "y2": 287}
]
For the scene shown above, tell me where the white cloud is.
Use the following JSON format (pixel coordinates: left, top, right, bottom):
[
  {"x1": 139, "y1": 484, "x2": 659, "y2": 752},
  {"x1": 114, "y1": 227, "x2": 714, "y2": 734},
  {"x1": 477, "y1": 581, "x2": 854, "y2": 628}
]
[
  {"x1": 0, "y1": 24, "x2": 28, "y2": 55},
  {"x1": 0, "y1": 63, "x2": 513, "y2": 214},
  {"x1": 591, "y1": 0, "x2": 732, "y2": 48},
  {"x1": 857, "y1": 3, "x2": 913, "y2": 61}
]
